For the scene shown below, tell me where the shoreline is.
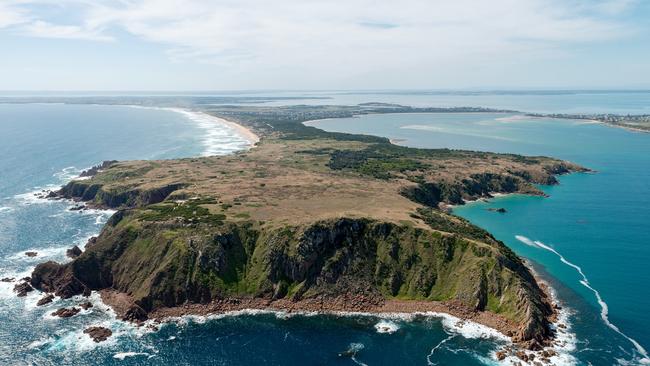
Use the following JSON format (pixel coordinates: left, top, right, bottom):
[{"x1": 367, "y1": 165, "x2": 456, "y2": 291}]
[
  {"x1": 100, "y1": 282, "x2": 557, "y2": 347},
  {"x1": 100, "y1": 290, "x2": 517, "y2": 340},
  {"x1": 214, "y1": 114, "x2": 260, "y2": 145},
  {"x1": 165, "y1": 107, "x2": 260, "y2": 147},
  {"x1": 126, "y1": 105, "x2": 261, "y2": 149}
]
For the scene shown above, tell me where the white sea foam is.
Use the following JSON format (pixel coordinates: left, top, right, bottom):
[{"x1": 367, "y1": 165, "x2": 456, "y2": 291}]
[
  {"x1": 427, "y1": 334, "x2": 456, "y2": 365},
  {"x1": 0, "y1": 206, "x2": 13, "y2": 213},
  {"x1": 113, "y1": 352, "x2": 150, "y2": 360},
  {"x1": 374, "y1": 320, "x2": 400, "y2": 334},
  {"x1": 7, "y1": 246, "x2": 70, "y2": 264},
  {"x1": 515, "y1": 235, "x2": 650, "y2": 364},
  {"x1": 344, "y1": 343, "x2": 368, "y2": 366},
  {"x1": 131, "y1": 106, "x2": 256, "y2": 157}
]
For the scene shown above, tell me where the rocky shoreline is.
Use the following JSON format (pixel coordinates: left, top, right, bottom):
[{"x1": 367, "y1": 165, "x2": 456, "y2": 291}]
[{"x1": 98, "y1": 276, "x2": 558, "y2": 352}]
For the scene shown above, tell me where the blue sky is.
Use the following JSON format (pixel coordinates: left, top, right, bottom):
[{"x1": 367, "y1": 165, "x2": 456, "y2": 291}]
[{"x1": 0, "y1": 0, "x2": 649, "y2": 90}]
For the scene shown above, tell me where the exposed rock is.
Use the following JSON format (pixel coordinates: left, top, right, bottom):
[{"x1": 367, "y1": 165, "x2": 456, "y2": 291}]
[
  {"x1": 51, "y1": 307, "x2": 80, "y2": 318},
  {"x1": 14, "y1": 282, "x2": 33, "y2": 297},
  {"x1": 83, "y1": 326, "x2": 112, "y2": 342},
  {"x1": 31, "y1": 261, "x2": 91, "y2": 299},
  {"x1": 1, "y1": 277, "x2": 14, "y2": 282},
  {"x1": 25, "y1": 251, "x2": 38, "y2": 257},
  {"x1": 79, "y1": 161, "x2": 118, "y2": 178},
  {"x1": 79, "y1": 301, "x2": 93, "y2": 310},
  {"x1": 516, "y1": 350, "x2": 529, "y2": 362},
  {"x1": 122, "y1": 304, "x2": 148, "y2": 323},
  {"x1": 496, "y1": 351, "x2": 507, "y2": 361},
  {"x1": 487, "y1": 207, "x2": 507, "y2": 213},
  {"x1": 66, "y1": 246, "x2": 82, "y2": 259},
  {"x1": 85, "y1": 236, "x2": 98, "y2": 248},
  {"x1": 36, "y1": 294, "x2": 55, "y2": 306},
  {"x1": 69, "y1": 205, "x2": 85, "y2": 211}
]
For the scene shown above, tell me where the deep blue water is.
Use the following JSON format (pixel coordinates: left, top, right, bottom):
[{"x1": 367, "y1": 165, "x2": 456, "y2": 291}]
[{"x1": 309, "y1": 112, "x2": 650, "y2": 365}]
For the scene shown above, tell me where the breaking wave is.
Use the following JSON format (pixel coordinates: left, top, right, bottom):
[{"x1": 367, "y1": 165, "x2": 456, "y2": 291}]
[{"x1": 515, "y1": 235, "x2": 649, "y2": 364}]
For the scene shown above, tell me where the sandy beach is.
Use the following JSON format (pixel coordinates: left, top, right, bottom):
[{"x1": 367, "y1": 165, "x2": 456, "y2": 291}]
[{"x1": 214, "y1": 116, "x2": 260, "y2": 145}]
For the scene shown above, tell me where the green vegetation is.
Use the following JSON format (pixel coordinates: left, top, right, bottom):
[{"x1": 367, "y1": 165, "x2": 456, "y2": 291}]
[{"x1": 139, "y1": 200, "x2": 226, "y2": 224}]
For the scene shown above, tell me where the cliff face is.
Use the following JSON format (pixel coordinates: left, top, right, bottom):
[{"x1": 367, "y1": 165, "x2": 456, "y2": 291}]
[{"x1": 32, "y1": 211, "x2": 553, "y2": 342}]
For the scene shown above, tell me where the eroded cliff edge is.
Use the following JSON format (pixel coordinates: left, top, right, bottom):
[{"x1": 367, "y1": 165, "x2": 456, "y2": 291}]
[{"x1": 31, "y1": 108, "x2": 589, "y2": 348}]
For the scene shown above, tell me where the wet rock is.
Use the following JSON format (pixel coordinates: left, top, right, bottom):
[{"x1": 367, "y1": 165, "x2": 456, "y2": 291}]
[
  {"x1": 66, "y1": 246, "x2": 82, "y2": 259},
  {"x1": 85, "y1": 236, "x2": 98, "y2": 248},
  {"x1": 69, "y1": 205, "x2": 85, "y2": 211},
  {"x1": 14, "y1": 282, "x2": 33, "y2": 297},
  {"x1": 541, "y1": 349, "x2": 557, "y2": 358},
  {"x1": 527, "y1": 339, "x2": 543, "y2": 351},
  {"x1": 36, "y1": 294, "x2": 55, "y2": 306},
  {"x1": 496, "y1": 351, "x2": 507, "y2": 361},
  {"x1": 516, "y1": 350, "x2": 529, "y2": 362},
  {"x1": 1, "y1": 277, "x2": 14, "y2": 282},
  {"x1": 51, "y1": 307, "x2": 80, "y2": 318},
  {"x1": 25, "y1": 251, "x2": 38, "y2": 257},
  {"x1": 83, "y1": 326, "x2": 112, "y2": 342},
  {"x1": 22, "y1": 276, "x2": 31, "y2": 282},
  {"x1": 122, "y1": 304, "x2": 148, "y2": 323},
  {"x1": 79, "y1": 301, "x2": 93, "y2": 310},
  {"x1": 146, "y1": 324, "x2": 159, "y2": 332},
  {"x1": 487, "y1": 207, "x2": 507, "y2": 213}
]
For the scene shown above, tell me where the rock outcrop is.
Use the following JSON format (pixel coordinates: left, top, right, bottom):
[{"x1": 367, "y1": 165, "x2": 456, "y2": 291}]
[
  {"x1": 14, "y1": 281, "x2": 33, "y2": 297},
  {"x1": 83, "y1": 326, "x2": 112, "y2": 342},
  {"x1": 51, "y1": 307, "x2": 80, "y2": 318},
  {"x1": 66, "y1": 246, "x2": 82, "y2": 259}
]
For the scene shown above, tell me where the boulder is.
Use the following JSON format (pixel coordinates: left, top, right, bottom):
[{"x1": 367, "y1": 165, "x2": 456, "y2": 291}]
[
  {"x1": 14, "y1": 282, "x2": 33, "y2": 297},
  {"x1": 496, "y1": 351, "x2": 507, "y2": 361},
  {"x1": 36, "y1": 294, "x2": 55, "y2": 306},
  {"x1": 66, "y1": 246, "x2": 82, "y2": 259},
  {"x1": 83, "y1": 326, "x2": 112, "y2": 343},
  {"x1": 122, "y1": 304, "x2": 148, "y2": 323},
  {"x1": 51, "y1": 307, "x2": 80, "y2": 318},
  {"x1": 25, "y1": 251, "x2": 38, "y2": 257}
]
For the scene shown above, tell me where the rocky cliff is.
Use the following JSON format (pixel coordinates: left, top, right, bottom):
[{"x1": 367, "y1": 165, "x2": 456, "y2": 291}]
[{"x1": 33, "y1": 209, "x2": 553, "y2": 343}]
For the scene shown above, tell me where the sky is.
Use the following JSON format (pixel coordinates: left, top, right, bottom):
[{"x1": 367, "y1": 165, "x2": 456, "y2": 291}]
[{"x1": 0, "y1": 0, "x2": 649, "y2": 91}]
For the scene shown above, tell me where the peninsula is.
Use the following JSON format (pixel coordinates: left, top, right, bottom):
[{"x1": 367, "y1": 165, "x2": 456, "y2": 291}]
[{"x1": 29, "y1": 104, "x2": 588, "y2": 351}]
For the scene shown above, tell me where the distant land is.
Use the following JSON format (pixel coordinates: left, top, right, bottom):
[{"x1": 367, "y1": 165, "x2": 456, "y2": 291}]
[{"x1": 2, "y1": 94, "x2": 648, "y2": 132}]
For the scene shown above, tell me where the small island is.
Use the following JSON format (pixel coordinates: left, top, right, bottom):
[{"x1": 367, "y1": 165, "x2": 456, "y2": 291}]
[{"x1": 29, "y1": 105, "x2": 588, "y2": 351}]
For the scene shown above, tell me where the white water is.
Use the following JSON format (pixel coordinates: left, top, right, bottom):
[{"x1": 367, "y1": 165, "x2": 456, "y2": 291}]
[{"x1": 515, "y1": 235, "x2": 649, "y2": 363}]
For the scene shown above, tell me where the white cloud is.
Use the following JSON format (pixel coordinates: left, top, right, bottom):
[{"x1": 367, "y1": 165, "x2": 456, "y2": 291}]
[
  {"x1": 0, "y1": 2, "x2": 29, "y2": 28},
  {"x1": 20, "y1": 20, "x2": 113, "y2": 41},
  {"x1": 0, "y1": 0, "x2": 641, "y2": 88}
]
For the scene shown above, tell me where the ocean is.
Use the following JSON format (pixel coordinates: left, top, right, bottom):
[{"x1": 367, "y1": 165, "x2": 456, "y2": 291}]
[{"x1": 1, "y1": 91, "x2": 649, "y2": 365}]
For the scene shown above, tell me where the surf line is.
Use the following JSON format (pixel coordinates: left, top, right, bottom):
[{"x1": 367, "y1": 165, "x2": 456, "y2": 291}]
[
  {"x1": 515, "y1": 235, "x2": 649, "y2": 361},
  {"x1": 427, "y1": 334, "x2": 456, "y2": 365}
]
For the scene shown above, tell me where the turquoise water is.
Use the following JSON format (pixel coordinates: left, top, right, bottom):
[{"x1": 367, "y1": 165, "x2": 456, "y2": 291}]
[
  {"x1": 309, "y1": 113, "x2": 650, "y2": 365},
  {"x1": 0, "y1": 103, "x2": 514, "y2": 366}
]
